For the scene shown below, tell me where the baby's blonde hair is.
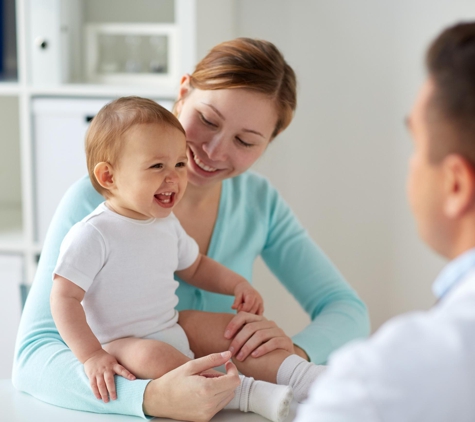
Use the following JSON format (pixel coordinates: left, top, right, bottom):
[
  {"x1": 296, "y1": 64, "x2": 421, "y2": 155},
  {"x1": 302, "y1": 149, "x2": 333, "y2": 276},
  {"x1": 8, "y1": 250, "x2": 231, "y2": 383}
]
[{"x1": 85, "y1": 96, "x2": 185, "y2": 196}]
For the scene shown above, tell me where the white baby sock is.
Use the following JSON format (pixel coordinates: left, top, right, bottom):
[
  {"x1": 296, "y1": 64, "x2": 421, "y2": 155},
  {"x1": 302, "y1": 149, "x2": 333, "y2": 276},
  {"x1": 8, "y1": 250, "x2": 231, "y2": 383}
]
[
  {"x1": 276, "y1": 355, "x2": 326, "y2": 402},
  {"x1": 225, "y1": 375, "x2": 293, "y2": 422}
]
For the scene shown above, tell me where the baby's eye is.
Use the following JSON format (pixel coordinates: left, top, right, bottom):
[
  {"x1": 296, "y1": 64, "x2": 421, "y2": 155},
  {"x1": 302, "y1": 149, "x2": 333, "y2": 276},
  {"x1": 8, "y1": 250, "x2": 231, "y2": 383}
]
[
  {"x1": 176, "y1": 162, "x2": 186, "y2": 168},
  {"x1": 150, "y1": 163, "x2": 163, "y2": 169}
]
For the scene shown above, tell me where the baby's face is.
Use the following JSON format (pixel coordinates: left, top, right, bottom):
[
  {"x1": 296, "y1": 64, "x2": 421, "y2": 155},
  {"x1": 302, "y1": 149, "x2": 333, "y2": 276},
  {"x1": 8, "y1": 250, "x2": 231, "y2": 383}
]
[{"x1": 108, "y1": 122, "x2": 188, "y2": 220}]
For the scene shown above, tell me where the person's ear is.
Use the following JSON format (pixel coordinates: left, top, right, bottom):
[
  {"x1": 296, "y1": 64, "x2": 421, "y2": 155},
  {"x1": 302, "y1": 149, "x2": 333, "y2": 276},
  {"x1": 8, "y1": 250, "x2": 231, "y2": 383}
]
[
  {"x1": 443, "y1": 154, "x2": 475, "y2": 219},
  {"x1": 94, "y1": 162, "x2": 115, "y2": 192},
  {"x1": 175, "y1": 74, "x2": 192, "y2": 115}
]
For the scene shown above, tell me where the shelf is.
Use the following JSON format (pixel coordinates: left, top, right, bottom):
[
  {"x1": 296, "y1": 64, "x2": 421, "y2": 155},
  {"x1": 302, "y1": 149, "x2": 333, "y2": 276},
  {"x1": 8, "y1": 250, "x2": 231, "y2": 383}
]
[
  {"x1": 29, "y1": 83, "x2": 177, "y2": 100},
  {"x1": 0, "y1": 82, "x2": 22, "y2": 95},
  {"x1": 0, "y1": 81, "x2": 178, "y2": 100}
]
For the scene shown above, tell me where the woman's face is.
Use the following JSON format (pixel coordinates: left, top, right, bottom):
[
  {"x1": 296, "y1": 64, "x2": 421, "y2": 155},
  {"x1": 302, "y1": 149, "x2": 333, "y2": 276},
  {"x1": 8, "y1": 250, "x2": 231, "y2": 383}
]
[{"x1": 176, "y1": 80, "x2": 279, "y2": 187}]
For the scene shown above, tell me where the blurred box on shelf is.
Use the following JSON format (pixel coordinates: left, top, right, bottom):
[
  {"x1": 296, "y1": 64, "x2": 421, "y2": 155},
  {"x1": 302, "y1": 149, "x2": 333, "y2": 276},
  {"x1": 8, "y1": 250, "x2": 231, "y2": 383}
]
[
  {"x1": 84, "y1": 23, "x2": 179, "y2": 88},
  {"x1": 29, "y1": 0, "x2": 82, "y2": 85}
]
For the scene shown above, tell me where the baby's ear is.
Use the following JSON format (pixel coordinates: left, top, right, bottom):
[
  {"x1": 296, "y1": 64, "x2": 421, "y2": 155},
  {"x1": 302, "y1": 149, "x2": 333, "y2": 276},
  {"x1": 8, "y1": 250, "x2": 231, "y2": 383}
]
[{"x1": 94, "y1": 162, "x2": 115, "y2": 191}]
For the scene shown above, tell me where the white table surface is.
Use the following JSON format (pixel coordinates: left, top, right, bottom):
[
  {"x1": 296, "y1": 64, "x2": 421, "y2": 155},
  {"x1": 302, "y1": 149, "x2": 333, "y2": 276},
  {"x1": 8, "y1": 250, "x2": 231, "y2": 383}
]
[{"x1": 0, "y1": 379, "x2": 298, "y2": 421}]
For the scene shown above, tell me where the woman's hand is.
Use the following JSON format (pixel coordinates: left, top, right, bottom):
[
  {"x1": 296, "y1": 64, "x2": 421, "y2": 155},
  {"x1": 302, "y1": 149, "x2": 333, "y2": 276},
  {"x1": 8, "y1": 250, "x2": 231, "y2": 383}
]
[
  {"x1": 143, "y1": 351, "x2": 240, "y2": 421},
  {"x1": 83, "y1": 349, "x2": 136, "y2": 402},
  {"x1": 232, "y1": 282, "x2": 264, "y2": 315},
  {"x1": 224, "y1": 311, "x2": 309, "y2": 361}
]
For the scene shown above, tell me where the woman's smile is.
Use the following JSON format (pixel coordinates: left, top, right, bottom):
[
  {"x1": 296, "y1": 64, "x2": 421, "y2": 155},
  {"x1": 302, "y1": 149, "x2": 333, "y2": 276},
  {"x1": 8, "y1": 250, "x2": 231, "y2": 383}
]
[
  {"x1": 193, "y1": 153, "x2": 218, "y2": 172},
  {"x1": 187, "y1": 147, "x2": 225, "y2": 178}
]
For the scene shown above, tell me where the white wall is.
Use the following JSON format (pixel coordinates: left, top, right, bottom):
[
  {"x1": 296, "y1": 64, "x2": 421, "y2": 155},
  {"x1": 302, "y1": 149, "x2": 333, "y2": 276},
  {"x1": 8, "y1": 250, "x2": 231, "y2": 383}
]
[{"x1": 233, "y1": 0, "x2": 475, "y2": 333}]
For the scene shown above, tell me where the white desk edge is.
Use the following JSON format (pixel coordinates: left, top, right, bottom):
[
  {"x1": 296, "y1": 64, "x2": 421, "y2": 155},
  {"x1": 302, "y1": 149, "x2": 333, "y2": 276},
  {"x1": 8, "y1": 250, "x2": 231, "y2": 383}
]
[{"x1": 0, "y1": 379, "x2": 298, "y2": 421}]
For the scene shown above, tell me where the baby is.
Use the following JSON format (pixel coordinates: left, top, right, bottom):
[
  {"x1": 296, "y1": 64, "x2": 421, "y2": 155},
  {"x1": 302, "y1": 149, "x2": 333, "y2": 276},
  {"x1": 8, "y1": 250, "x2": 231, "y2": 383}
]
[{"x1": 50, "y1": 97, "x2": 292, "y2": 422}]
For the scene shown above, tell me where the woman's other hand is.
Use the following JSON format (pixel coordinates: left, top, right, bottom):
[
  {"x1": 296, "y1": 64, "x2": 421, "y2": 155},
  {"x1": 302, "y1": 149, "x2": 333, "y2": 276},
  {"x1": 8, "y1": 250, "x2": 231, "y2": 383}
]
[
  {"x1": 232, "y1": 282, "x2": 264, "y2": 315},
  {"x1": 142, "y1": 351, "x2": 240, "y2": 421},
  {"x1": 225, "y1": 312, "x2": 310, "y2": 362}
]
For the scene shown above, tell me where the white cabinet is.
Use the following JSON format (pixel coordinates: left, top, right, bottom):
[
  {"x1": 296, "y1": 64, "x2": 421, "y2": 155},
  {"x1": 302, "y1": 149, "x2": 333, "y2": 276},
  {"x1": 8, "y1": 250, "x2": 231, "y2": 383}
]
[
  {"x1": 32, "y1": 98, "x2": 111, "y2": 243},
  {"x1": 0, "y1": 254, "x2": 23, "y2": 378},
  {"x1": 28, "y1": 0, "x2": 82, "y2": 85}
]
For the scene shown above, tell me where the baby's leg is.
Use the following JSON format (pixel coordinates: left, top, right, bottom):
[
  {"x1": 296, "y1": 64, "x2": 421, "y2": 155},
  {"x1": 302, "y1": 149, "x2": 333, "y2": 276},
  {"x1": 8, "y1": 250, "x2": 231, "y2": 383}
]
[
  {"x1": 103, "y1": 337, "x2": 191, "y2": 380},
  {"x1": 179, "y1": 310, "x2": 324, "y2": 402}
]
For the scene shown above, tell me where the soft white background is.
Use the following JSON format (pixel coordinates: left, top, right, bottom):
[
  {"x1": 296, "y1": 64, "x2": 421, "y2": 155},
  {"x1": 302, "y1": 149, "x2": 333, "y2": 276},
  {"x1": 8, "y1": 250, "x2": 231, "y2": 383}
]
[{"x1": 217, "y1": 0, "x2": 475, "y2": 334}]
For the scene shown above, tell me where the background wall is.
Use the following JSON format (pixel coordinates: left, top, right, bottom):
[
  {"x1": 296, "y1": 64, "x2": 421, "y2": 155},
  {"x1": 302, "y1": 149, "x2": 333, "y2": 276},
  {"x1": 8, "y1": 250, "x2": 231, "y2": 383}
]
[{"x1": 214, "y1": 0, "x2": 475, "y2": 334}]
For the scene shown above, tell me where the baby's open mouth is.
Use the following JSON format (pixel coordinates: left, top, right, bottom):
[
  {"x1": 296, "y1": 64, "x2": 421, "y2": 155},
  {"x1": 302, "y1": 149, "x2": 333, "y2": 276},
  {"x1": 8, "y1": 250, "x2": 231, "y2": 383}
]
[{"x1": 154, "y1": 192, "x2": 175, "y2": 205}]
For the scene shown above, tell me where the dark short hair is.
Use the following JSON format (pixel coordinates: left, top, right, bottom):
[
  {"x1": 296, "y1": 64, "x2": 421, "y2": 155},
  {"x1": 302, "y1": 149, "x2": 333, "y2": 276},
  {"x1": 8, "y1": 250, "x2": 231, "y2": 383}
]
[{"x1": 426, "y1": 22, "x2": 475, "y2": 165}]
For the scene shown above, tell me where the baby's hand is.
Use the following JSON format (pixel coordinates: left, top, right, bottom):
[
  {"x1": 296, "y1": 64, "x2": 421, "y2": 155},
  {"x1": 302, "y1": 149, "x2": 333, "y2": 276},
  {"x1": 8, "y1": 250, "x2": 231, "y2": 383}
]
[
  {"x1": 232, "y1": 282, "x2": 264, "y2": 315},
  {"x1": 83, "y1": 349, "x2": 136, "y2": 402}
]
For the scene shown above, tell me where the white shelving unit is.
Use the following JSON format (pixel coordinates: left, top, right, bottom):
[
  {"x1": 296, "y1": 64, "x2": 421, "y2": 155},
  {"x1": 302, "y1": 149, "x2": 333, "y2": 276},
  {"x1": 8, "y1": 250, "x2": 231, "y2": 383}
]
[{"x1": 0, "y1": 0, "x2": 235, "y2": 291}]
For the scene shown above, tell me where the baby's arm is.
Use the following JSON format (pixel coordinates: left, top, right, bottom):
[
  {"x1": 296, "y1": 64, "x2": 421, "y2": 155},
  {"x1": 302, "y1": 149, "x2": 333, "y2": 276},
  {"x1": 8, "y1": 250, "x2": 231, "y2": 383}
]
[
  {"x1": 176, "y1": 254, "x2": 264, "y2": 315},
  {"x1": 50, "y1": 276, "x2": 136, "y2": 402}
]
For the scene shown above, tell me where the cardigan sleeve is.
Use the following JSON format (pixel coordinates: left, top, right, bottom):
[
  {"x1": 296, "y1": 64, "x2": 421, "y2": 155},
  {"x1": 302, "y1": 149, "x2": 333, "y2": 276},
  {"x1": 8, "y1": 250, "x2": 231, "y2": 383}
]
[
  {"x1": 261, "y1": 185, "x2": 371, "y2": 364},
  {"x1": 12, "y1": 175, "x2": 151, "y2": 418}
]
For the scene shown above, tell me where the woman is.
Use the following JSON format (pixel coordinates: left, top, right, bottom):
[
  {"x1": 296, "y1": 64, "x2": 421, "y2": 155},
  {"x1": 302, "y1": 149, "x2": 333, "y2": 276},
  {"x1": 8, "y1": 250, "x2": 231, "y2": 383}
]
[{"x1": 13, "y1": 38, "x2": 369, "y2": 420}]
